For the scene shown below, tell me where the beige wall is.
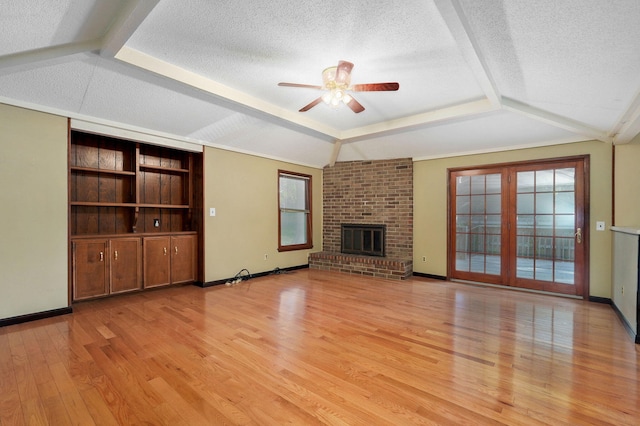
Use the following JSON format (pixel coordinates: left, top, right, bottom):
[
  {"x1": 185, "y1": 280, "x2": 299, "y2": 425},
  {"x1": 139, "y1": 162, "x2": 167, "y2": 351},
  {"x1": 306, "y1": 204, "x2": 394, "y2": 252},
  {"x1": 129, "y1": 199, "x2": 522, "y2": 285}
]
[
  {"x1": 413, "y1": 140, "x2": 613, "y2": 298},
  {"x1": 613, "y1": 143, "x2": 640, "y2": 227},
  {"x1": 203, "y1": 147, "x2": 322, "y2": 282},
  {"x1": 0, "y1": 99, "x2": 625, "y2": 320},
  {"x1": 0, "y1": 103, "x2": 69, "y2": 319}
]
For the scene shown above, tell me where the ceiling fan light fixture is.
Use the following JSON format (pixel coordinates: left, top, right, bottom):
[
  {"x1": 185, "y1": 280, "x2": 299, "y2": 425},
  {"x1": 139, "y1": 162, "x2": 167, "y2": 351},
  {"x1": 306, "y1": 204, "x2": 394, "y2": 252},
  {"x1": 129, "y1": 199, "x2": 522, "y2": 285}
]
[{"x1": 279, "y1": 60, "x2": 398, "y2": 114}]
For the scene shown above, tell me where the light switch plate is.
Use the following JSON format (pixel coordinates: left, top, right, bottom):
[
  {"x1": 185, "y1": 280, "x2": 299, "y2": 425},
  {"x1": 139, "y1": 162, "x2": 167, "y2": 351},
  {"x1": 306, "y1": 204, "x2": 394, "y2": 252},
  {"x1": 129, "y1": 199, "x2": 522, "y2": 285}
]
[
  {"x1": 210, "y1": 207, "x2": 216, "y2": 217},
  {"x1": 596, "y1": 221, "x2": 605, "y2": 231}
]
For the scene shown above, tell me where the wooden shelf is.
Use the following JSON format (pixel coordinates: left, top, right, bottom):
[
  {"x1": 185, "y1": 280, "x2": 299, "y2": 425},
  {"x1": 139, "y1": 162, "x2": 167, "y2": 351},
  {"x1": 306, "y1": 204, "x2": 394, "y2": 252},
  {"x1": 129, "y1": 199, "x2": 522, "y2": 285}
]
[
  {"x1": 70, "y1": 166, "x2": 136, "y2": 176},
  {"x1": 71, "y1": 202, "x2": 190, "y2": 209},
  {"x1": 71, "y1": 201, "x2": 137, "y2": 207},
  {"x1": 139, "y1": 204, "x2": 190, "y2": 209},
  {"x1": 139, "y1": 164, "x2": 189, "y2": 174}
]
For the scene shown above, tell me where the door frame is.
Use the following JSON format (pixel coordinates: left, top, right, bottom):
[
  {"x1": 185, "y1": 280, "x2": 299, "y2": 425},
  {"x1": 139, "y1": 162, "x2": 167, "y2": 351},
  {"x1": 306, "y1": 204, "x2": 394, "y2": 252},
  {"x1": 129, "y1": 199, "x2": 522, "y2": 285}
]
[{"x1": 447, "y1": 155, "x2": 590, "y2": 298}]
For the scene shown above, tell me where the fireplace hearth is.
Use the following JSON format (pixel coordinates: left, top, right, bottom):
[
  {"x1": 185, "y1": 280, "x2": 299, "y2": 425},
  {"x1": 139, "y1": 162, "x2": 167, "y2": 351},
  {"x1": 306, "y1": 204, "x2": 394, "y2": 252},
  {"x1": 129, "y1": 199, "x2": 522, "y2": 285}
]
[{"x1": 341, "y1": 224, "x2": 386, "y2": 257}]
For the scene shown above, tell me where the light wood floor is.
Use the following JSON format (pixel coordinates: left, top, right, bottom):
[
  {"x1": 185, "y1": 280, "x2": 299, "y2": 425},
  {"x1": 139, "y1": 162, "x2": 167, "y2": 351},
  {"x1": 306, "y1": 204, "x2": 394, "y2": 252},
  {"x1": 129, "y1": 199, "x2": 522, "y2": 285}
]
[{"x1": 1, "y1": 270, "x2": 638, "y2": 425}]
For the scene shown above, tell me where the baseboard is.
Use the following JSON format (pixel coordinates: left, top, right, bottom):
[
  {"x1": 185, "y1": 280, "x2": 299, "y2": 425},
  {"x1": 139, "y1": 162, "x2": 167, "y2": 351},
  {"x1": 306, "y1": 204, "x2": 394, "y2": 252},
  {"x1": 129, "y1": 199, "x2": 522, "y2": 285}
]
[
  {"x1": 413, "y1": 272, "x2": 447, "y2": 281},
  {"x1": 588, "y1": 296, "x2": 612, "y2": 304},
  {"x1": 610, "y1": 301, "x2": 638, "y2": 343},
  {"x1": 195, "y1": 264, "x2": 309, "y2": 288},
  {"x1": 0, "y1": 306, "x2": 73, "y2": 328}
]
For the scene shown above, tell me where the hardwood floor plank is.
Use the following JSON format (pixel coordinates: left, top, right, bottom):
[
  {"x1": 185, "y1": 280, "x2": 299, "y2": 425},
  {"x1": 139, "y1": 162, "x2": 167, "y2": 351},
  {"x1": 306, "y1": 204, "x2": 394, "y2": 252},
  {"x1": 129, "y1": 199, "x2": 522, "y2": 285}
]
[{"x1": 1, "y1": 270, "x2": 639, "y2": 424}]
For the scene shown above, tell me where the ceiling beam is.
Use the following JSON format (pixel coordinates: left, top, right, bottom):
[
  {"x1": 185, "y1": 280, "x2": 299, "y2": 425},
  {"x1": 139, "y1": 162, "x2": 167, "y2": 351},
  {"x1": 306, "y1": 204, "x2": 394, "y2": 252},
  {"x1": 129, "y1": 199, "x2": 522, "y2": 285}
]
[
  {"x1": 115, "y1": 46, "x2": 341, "y2": 139},
  {"x1": 0, "y1": 40, "x2": 102, "y2": 75},
  {"x1": 609, "y1": 88, "x2": 640, "y2": 144},
  {"x1": 340, "y1": 99, "x2": 496, "y2": 142},
  {"x1": 502, "y1": 97, "x2": 611, "y2": 143},
  {"x1": 433, "y1": 0, "x2": 501, "y2": 106},
  {"x1": 100, "y1": 0, "x2": 160, "y2": 58},
  {"x1": 328, "y1": 139, "x2": 342, "y2": 167}
]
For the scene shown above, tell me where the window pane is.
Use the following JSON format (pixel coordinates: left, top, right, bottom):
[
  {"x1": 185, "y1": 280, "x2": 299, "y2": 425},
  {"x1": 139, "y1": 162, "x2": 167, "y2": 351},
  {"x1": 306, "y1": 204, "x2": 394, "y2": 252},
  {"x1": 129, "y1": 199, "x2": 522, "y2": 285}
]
[
  {"x1": 555, "y1": 192, "x2": 575, "y2": 214},
  {"x1": 279, "y1": 176, "x2": 307, "y2": 209},
  {"x1": 279, "y1": 171, "x2": 312, "y2": 250},
  {"x1": 535, "y1": 215, "x2": 553, "y2": 236},
  {"x1": 555, "y1": 215, "x2": 574, "y2": 237},
  {"x1": 471, "y1": 195, "x2": 485, "y2": 214},
  {"x1": 456, "y1": 196, "x2": 470, "y2": 214},
  {"x1": 486, "y1": 255, "x2": 500, "y2": 275},
  {"x1": 470, "y1": 215, "x2": 485, "y2": 234},
  {"x1": 470, "y1": 254, "x2": 485, "y2": 273},
  {"x1": 471, "y1": 175, "x2": 485, "y2": 194},
  {"x1": 486, "y1": 194, "x2": 501, "y2": 214},
  {"x1": 517, "y1": 215, "x2": 535, "y2": 236},
  {"x1": 517, "y1": 193, "x2": 534, "y2": 214},
  {"x1": 486, "y1": 174, "x2": 501, "y2": 194},
  {"x1": 555, "y1": 238, "x2": 574, "y2": 262},
  {"x1": 517, "y1": 257, "x2": 534, "y2": 279},
  {"x1": 486, "y1": 215, "x2": 501, "y2": 235},
  {"x1": 456, "y1": 215, "x2": 470, "y2": 232},
  {"x1": 486, "y1": 234, "x2": 501, "y2": 255},
  {"x1": 456, "y1": 252, "x2": 470, "y2": 271},
  {"x1": 457, "y1": 176, "x2": 470, "y2": 195},
  {"x1": 456, "y1": 234, "x2": 470, "y2": 252},
  {"x1": 536, "y1": 193, "x2": 553, "y2": 214},
  {"x1": 535, "y1": 259, "x2": 553, "y2": 281},
  {"x1": 280, "y1": 212, "x2": 307, "y2": 245},
  {"x1": 517, "y1": 171, "x2": 534, "y2": 192},
  {"x1": 555, "y1": 168, "x2": 575, "y2": 191},
  {"x1": 536, "y1": 170, "x2": 554, "y2": 192}
]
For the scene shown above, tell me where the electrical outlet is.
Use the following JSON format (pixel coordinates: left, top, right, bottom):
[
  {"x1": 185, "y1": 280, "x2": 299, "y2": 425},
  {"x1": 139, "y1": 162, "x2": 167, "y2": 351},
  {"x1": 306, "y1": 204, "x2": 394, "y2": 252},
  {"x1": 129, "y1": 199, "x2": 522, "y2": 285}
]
[
  {"x1": 264, "y1": 254, "x2": 268, "y2": 261},
  {"x1": 422, "y1": 256, "x2": 426, "y2": 262}
]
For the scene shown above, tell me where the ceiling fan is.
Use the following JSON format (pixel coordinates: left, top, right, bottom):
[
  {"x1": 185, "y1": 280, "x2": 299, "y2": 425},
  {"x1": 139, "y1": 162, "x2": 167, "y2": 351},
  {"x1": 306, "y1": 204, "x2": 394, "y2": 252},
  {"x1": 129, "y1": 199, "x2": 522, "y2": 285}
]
[{"x1": 278, "y1": 60, "x2": 399, "y2": 113}]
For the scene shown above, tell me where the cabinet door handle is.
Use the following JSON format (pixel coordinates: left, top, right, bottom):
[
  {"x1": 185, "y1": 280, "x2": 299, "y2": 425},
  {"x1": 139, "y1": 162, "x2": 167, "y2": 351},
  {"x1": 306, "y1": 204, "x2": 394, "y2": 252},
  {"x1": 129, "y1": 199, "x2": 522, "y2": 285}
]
[
  {"x1": 175, "y1": 246, "x2": 178, "y2": 255},
  {"x1": 163, "y1": 247, "x2": 167, "y2": 255},
  {"x1": 114, "y1": 250, "x2": 118, "y2": 261},
  {"x1": 99, "y1": 251, "x2": 104, "y2": 262}
]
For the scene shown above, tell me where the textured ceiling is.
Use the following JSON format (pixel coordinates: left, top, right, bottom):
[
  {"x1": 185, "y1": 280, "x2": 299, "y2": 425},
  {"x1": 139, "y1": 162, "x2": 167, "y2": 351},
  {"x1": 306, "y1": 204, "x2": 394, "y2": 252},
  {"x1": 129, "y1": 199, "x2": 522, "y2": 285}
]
[{"x1": 1, "y1": 0, "x2": 640, "y2": 167}]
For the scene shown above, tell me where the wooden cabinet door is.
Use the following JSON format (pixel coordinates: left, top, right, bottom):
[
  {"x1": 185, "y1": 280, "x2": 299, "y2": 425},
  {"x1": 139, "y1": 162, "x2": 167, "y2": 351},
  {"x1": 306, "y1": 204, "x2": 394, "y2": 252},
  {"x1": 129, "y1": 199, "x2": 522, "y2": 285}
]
[
  {"x1": 171, "y1": 235, "x2": 196, "y2": 284},
  {"x1": 143, "y1": 236, "x2": 171, "y2": 288},
  {"x1": 73, "y1": 239, "x2": 109, "y2": 300},
  {"x1": 110, "y1": 238, "x2": 142, "y2": 294}
]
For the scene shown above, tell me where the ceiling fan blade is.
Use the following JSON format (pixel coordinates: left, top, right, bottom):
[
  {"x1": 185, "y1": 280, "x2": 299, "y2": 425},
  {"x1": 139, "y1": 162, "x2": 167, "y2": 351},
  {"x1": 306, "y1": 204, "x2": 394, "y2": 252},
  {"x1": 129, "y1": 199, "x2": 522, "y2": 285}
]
[
  {"x1": 335, "y1": 61, "x2": 354, "y2": 84},
  {"x1": 278, "y1": 82, "x2": 323, "y2": 90},
  {"x1": 299, "y1": 97, "x2": 323, "y2": 112},
  {"x1": 350, "y1": 82, "x2": 399, "y2": 92},
  {"x1": 345, "y1": 96, "x2": 365, "y2": 113}
]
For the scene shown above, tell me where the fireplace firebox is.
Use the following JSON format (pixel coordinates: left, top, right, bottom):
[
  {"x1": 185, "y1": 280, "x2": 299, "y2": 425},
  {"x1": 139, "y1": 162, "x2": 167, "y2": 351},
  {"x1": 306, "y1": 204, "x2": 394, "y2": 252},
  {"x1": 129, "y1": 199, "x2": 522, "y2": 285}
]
[{"x1": 341, "y1": 224, "x2": 386, "y2": 257}]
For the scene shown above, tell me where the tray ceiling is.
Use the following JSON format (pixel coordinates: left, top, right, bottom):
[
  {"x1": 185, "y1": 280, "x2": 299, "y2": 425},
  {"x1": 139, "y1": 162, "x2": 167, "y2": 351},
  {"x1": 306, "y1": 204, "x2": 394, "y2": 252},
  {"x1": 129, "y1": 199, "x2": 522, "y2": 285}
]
[{"x1": 1, "y1": 0, "x2": 639, "y2": 167}]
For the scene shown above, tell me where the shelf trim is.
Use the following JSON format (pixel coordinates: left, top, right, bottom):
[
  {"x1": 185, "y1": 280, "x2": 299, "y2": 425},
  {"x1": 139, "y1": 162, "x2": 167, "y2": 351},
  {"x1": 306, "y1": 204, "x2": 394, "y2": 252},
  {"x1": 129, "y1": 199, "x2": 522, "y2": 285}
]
[
  {"x1": 70, "y1": 166, "x2": 136, "y2": 176},
  {"x1": 139, "y1": 164, "x2": 190, "y2": 173},
  {"x1": 71, "y1": 202, "x2": 190, "y2": 209}
]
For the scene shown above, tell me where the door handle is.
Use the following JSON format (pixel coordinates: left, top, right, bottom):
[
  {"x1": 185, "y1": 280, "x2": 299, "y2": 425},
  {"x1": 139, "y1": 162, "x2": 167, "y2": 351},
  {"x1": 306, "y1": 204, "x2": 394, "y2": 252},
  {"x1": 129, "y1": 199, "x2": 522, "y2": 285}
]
[
  {"x1": 99, "y1": 251, "x2": 104, "y2": 262},
  {"x1": 163, "y1": 247, "x2": 167, "y2": 255},
  {"x1": 575, "y1": 227, "x2": 582, "y2": 244}
]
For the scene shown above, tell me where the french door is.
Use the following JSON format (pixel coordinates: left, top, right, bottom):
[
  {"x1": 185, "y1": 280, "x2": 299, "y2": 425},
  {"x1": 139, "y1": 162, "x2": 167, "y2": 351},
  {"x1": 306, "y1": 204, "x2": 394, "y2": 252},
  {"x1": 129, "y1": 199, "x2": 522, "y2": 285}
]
[{"x1": 449, "y1": 157, "x2": 587, "y2": 297}]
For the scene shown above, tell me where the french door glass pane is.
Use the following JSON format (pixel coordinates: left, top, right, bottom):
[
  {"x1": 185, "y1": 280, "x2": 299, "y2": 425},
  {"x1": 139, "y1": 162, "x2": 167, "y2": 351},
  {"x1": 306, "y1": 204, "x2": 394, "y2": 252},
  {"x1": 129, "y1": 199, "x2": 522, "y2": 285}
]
[
  {"x1": 515, "y1": 168, "x2": 576, "y2": 284},
  {"x1": 454, "y1": 173, "x2": 501, "y2": 276}
]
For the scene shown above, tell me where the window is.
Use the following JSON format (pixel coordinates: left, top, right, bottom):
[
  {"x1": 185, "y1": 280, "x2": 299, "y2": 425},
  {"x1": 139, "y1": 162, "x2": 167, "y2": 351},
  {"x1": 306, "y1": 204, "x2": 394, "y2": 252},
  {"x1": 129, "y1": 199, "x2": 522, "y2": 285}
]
[{"x1": 278, "y1": 170, "x2": 312, "y2": 251}]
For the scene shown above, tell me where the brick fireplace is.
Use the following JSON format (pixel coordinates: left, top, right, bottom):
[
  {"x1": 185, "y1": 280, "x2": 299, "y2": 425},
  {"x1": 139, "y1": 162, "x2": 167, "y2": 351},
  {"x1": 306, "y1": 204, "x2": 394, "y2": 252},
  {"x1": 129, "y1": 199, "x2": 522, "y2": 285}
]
[{"x1": 309, "y1": 158, "x2": 413, "y2": 280}]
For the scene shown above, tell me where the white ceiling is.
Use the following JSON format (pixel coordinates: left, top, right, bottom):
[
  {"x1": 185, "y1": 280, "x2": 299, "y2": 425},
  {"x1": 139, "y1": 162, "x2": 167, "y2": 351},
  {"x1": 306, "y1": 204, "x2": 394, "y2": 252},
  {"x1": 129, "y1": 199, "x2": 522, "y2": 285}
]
[{"x1": 2, "y1": 0, "x2": 640, "y2": 168}]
